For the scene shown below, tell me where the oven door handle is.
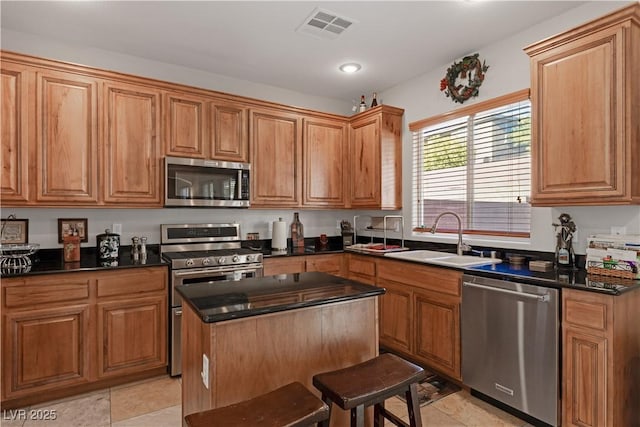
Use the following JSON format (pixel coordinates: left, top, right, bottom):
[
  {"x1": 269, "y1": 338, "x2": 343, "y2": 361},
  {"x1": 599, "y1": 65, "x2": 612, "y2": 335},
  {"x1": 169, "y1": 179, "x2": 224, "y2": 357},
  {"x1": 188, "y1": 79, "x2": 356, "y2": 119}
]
[
  {"x1": 173, "y1": 268, "x2": 232, "y2": 278},
  {"x1": 172, "y1": 264, "x2": 263, "y2": 278}
]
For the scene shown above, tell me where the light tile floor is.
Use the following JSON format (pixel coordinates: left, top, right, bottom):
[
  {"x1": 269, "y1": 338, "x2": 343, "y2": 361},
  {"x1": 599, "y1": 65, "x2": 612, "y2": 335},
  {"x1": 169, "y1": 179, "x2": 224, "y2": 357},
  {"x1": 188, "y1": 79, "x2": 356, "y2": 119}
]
[{"x1": 1, "y1": 375, "x2": 534, "y2": 427}]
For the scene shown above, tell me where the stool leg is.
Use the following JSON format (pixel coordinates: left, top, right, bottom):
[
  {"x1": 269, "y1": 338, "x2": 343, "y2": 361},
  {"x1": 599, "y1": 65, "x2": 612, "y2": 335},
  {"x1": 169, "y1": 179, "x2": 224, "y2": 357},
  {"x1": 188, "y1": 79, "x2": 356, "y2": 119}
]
[
  {"x1": 373, "y1": 402, "x2": 385, "y2": 427},
  {"x1": 405, "y1": 383, "x2": 423, "y2": 427},
  {"x1": 318, "y1": 394, "x2": 332, "y2": 427},
  {"x1": 350, "y1": 405, "x2": 365, "y2": 427}
]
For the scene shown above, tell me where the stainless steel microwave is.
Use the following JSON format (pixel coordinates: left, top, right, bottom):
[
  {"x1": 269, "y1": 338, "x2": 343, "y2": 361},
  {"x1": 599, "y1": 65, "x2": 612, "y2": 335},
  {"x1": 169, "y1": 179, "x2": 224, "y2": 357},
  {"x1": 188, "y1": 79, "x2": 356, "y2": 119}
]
[{"x1": 164, "y1": 156, "x2": 250, "y2": 207}]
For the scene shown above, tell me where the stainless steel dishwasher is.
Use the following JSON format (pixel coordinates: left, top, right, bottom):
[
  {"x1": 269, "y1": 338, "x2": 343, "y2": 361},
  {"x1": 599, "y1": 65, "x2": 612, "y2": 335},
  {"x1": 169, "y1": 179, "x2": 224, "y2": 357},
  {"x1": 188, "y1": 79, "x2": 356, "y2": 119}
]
[{"x1": 461, "y1": 274, "x2": 559, "y2": 426}]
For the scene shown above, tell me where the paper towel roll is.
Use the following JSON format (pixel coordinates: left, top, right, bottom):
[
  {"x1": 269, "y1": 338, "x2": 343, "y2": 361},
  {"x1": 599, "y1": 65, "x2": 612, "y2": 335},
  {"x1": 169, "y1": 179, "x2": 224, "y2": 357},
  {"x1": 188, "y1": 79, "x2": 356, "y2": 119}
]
[{"x1": 272, "y1": 218, "x2": 287, "y2": 250}]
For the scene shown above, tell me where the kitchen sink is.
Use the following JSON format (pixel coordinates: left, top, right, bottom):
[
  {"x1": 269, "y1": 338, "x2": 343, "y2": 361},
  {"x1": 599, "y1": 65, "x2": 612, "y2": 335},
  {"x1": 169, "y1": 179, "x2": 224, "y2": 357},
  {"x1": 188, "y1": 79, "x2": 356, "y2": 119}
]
[{"x1": 384, "y1": 250, "x2": 502, "y2": 267}]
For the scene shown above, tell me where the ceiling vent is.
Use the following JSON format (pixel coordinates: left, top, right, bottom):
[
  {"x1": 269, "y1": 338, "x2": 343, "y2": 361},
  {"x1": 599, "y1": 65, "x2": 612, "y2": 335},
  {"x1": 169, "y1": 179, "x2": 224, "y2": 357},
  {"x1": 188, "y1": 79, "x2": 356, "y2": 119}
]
[{"x1": 296, "y1": 8, "x2": 356, "y2": 40}]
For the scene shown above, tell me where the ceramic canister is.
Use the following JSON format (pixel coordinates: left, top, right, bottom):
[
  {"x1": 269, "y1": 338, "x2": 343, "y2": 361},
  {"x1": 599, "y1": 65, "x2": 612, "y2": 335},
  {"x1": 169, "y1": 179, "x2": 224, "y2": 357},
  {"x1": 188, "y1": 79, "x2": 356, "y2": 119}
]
[{"x1": 96, "y1": 229, "x2": 120, "y2": 260}]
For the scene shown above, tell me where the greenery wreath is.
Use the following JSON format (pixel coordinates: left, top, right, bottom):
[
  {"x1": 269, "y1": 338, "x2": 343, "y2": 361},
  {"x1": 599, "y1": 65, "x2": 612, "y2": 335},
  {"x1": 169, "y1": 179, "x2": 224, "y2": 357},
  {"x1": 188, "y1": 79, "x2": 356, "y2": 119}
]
[{"x1": 440, "y1": 53, "x2": 489, "y2": 104}]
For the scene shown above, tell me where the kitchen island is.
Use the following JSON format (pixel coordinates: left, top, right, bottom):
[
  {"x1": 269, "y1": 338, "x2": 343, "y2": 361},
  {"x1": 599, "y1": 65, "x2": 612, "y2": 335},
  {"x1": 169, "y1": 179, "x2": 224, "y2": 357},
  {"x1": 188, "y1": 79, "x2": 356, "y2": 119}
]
[{"x1": 177, "y1": 272, "x2": 384, "y2": 427}]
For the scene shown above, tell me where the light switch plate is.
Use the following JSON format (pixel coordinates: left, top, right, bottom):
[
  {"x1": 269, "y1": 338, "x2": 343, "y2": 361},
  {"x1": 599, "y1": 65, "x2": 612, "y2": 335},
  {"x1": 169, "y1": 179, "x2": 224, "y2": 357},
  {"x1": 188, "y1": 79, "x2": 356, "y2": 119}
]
[
  {"x1": 201, "y1": 354, "x2": 209, "y2": 389},
  {"x1": 112, "y1": 223, "x2": 122, "y2": 235}
]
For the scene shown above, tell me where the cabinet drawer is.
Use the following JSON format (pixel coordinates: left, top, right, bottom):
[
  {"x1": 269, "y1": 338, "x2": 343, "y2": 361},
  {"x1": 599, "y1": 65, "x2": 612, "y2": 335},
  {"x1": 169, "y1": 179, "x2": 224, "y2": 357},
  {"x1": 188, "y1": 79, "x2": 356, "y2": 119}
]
[
  {"x1": 347, "y1": 255, "x2": 376, "y2": 277},
  {"x1": 306, "y1": 254, "x2": 343, "y2": 274},
  {"x1": 96, "y1": 267, "x2": 167, "y2": 298},
  {"x1": 263, "y1": 257, "x2": 306, "y2": 276},
  {"x1": 4, "y1": 279, "x2": 90, "y2": 309},
  {"x1": 564, "y1": 290, "x2": 612, "y2": 333},
  {"x1": 378, "y1": 259, "x2": 461, "y2": 297}
]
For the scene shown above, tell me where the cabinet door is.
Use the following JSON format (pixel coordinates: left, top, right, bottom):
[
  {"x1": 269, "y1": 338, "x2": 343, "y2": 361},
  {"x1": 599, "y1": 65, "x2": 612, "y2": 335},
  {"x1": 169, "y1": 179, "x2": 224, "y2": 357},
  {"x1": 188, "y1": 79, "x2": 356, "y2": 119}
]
[
  {"x1": 210, "y1": 100, "x2": 248, "y2": 162},
  {"x1": 529, "y1": 25, "x2": 627, "y2": 204},
  {"x1": 103, "y1": 81, "x2": 162, "y2": 205},
  {"x1": 36, "y1": 70, "x2": 99, "y2": 203},
  {"x1": 302, "y1": 117, "x2": 348, "y2": 207},
  {"x1": 350, "y1": 114, "x2": 381, "y2": 207},
  {"x1": 249, "y1": 109, "x2": 301, "y2": 207},
  {"x1": 3, "y1": 304, "x2": 93, "y2": 399},
  {"x1": 562, "y1": 329, "x2": 607, "y2": 427},
  {"x1": 1, "y1": 62, "x2": 32, "y2": 204},
  {"x1": 97, "y1": 295, "x2": 167, "y2": 378},
  {"x1": 414, "y1": 291, "x2": 461, "y2": 380},
  {"x1": 378, "y1": 281, "x2": 412, "y2": 354},
  {"x1": 164, "y1": 91, "x2": 207, "y2": 158}
]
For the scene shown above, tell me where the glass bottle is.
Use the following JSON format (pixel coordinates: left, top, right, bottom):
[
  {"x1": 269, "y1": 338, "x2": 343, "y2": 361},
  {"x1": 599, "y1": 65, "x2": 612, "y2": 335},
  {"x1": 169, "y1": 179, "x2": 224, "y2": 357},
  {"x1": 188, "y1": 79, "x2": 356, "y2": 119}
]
[
  {"x1": 358, "y1": 95, "x2": 367, "y2": 112},
  {"x1": 291, "y1": 212, "x2": 304, "y2": 248},
  {"x1": 370, "y1": 92, "x2": 378, "y2": 107}
]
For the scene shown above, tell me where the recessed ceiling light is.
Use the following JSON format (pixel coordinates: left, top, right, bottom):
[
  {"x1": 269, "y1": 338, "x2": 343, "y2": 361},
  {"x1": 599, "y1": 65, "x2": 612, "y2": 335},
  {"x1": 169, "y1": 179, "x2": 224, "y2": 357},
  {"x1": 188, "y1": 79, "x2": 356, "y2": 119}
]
[{"x1": 339, "y1": 63, "x2": 361, "y2": 73}]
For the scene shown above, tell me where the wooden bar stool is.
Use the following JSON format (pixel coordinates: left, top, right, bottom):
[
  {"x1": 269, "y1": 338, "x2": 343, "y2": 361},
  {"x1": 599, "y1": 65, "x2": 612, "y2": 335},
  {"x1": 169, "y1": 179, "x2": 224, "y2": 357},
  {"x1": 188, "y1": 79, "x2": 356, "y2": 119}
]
[
  {"x1": 185, "y1": 382, "x2": 329, "y2": 427},
  {"x1": 312, "y1": 353, "x2": 426, "y2": 427}
]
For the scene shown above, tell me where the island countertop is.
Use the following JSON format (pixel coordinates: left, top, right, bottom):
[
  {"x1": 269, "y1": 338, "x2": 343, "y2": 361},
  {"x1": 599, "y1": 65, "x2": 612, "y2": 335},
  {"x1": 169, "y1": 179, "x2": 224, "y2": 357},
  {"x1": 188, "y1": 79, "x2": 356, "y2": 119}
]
[{"x1": 176, "y1": 271, "x2": 385, "y2": 323}]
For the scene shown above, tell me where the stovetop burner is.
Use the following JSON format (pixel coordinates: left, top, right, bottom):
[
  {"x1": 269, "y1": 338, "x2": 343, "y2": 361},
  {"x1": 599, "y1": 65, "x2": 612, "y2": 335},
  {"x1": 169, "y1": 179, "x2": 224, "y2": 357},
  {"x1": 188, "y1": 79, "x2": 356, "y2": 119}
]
[{"x1": 160, "y1": 223, "x2": 264, "y2": 270}]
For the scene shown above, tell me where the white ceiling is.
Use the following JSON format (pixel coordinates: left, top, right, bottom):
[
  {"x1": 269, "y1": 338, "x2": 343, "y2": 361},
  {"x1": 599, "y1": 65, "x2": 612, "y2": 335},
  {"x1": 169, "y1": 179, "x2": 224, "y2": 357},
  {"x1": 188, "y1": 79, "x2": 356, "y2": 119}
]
[{"x1": 1, "y1": 1, "x2": 589, "y2": 104}]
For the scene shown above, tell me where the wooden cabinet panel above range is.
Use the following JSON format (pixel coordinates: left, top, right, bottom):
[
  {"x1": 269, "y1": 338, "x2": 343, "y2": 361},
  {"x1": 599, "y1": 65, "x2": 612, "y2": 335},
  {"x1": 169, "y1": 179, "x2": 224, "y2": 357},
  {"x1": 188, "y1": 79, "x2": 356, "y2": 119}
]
[{"x1": 525, "y1": 4, "x2": 640, "y2": 205}]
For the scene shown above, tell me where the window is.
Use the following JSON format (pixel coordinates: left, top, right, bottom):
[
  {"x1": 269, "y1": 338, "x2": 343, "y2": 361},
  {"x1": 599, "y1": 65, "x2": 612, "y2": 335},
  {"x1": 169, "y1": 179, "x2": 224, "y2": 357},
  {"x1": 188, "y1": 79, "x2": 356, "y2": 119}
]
[{"x1": 410, "y1": 90, "x2": 531, "y2": 237}]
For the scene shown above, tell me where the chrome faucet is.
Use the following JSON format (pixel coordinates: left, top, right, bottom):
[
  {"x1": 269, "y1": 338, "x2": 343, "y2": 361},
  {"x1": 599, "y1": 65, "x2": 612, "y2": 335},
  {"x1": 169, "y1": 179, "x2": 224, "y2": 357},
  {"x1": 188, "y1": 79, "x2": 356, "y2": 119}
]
[{"x1": 430, "y1": 211, "x2": 471, "y2": 256}]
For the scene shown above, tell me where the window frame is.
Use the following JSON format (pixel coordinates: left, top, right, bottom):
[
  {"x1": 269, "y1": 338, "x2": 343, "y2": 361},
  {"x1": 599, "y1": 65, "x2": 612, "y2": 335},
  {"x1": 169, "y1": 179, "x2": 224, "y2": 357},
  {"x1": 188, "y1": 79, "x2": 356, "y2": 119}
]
[{"x1": 409, "y1": 89, "x2": 531, "y2": 238}]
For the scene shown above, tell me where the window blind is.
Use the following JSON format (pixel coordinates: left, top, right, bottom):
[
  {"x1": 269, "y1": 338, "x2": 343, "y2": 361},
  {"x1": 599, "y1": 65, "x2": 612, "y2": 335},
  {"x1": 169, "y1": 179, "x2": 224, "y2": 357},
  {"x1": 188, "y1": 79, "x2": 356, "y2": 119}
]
[{"x1": 411, "y1": 91, "x2": 531, "y2": 237}]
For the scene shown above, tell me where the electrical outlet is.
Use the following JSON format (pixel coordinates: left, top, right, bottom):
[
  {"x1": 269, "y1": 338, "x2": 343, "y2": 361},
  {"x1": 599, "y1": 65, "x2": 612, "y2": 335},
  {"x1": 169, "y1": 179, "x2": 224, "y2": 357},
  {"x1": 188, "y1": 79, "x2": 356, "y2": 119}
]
[
  {"x1": 611, "y1": 226, "x2": 627, "y2": 236},
  {"x1": 112, "y1": 223, "x2": 122, "y2": 235},
  {"x1": 201, "y1": 354, "x2": 209, "y2": 389}
]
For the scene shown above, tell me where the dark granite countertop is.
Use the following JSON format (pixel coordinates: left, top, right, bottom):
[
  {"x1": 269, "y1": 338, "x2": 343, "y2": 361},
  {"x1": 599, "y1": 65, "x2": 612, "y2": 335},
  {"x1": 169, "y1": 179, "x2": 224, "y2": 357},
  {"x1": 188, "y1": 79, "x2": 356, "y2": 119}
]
[
  {"x1": 0, "y1": 245, "x2": 167, "y2": 278},
  {"x1": 242, "y1": 236, "x2": 344, "y2": 258},
  {"x1": 465, "y1": 263, "x2": 639, "y2": 296},
  {"x1": 177, "y1": 271, "x2": 385, "y2": 323}
]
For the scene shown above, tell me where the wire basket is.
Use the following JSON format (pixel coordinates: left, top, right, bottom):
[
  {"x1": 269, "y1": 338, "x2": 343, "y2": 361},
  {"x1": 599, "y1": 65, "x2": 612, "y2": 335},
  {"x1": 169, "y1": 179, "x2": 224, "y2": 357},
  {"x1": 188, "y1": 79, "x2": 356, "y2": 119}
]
[
  {"x1": 0, "y1": 243, "x2": 40, "y2": 272},
  {"x1": 587, "y1": 259, "x2": 638, "y2": 280}
]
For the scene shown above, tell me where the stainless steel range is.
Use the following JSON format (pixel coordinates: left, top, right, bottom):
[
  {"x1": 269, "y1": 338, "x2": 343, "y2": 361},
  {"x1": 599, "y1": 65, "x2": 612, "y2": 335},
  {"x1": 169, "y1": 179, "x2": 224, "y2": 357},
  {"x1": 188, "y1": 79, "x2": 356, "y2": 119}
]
[{"x1": 160, "y1": 223, "x2": 263, "y2": 376}]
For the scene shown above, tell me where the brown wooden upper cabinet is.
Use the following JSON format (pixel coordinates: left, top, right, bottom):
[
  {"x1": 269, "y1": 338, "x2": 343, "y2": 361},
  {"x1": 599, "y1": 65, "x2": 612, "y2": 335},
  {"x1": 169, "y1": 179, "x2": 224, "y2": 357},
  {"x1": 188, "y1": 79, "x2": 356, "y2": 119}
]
[
  {"x1": 163, "y1": 91, "x2": 248, "y2": 162},
  {"x1": 302, "y1": 116, "x2": 349, "y2": 208},
  {"x1": 36, "y1": 69, "x2": 100, "y2": 205},
  {"x1": 1, "y1": 62, "x2": 32, "y2": 204},
  {"x1": 349, "y1": 105, "x2": 403, "y2": 210},
  {"x1": 249, "y1": 108, "x2": 302, "y2": 207},
  {"x1": 102, "y1": 80, "x2": 162, "y2": 206},
  {"x1": 525, "y1": 4, "x2": 640, "y2": 206},
  {"x1": 163, "y1": 91, "x2": 207, "y2": 159},
  {"x1": 210, "y1": 100, "x2": 248, "y2": 162},
  {"x1": 0, "y1": 51, "x2": 404, "y2": 209}
]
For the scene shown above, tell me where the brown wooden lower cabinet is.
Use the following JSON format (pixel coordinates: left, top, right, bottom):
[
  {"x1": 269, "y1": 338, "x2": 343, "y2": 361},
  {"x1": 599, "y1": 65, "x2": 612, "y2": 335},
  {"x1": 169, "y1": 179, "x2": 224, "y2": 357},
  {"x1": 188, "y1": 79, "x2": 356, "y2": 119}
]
[
  {"x1": 377, "y1": 280, "x2": 412, "y2": 354},
  {"x1": 1, "y1": 266, "x2": 168, "y2": 408},
  {"x1": 376, "y1": 258, "x2": 462, "y2": 381},
  {"x1": 562, "y1": 288, "x2": 640, "y2": 427},
  {"x1": 97, "y1": 295, "x2": 167, "y2": 378},
  {"x1": 3, "y1": 304, "x2": 93, "y2": 398}
]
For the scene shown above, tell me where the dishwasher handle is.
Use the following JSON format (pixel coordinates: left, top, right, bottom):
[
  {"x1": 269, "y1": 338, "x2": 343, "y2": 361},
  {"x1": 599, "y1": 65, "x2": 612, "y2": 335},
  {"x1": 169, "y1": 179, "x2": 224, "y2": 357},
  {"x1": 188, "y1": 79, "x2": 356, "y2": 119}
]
[{"x1": 463, "y1": 281, "x2": 550, "y2": 302}]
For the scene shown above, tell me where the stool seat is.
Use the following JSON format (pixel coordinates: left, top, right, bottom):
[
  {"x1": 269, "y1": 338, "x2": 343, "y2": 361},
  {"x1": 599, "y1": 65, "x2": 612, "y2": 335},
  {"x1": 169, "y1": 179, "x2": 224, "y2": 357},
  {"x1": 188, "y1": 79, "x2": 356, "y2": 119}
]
[
  {"x1": 185, "y1": 382, "x2": 329, "y2": 427},
  {"x1": 313, "y1": 353, "x2": 426, "y2": 427}
]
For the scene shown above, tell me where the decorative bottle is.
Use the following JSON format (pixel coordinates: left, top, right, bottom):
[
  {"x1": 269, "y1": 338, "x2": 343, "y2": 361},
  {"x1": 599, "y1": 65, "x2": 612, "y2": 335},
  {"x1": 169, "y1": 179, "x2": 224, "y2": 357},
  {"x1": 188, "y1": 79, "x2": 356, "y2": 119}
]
[
  {"x1": 291, "y1": 212, "x2": 304, "y2": 248},
  {"x1": 370, "y1": 92, "x2": 378, "y2": 107},
  {"x1": 358, "y1": 95, "x2": 367, "y2": 112}
]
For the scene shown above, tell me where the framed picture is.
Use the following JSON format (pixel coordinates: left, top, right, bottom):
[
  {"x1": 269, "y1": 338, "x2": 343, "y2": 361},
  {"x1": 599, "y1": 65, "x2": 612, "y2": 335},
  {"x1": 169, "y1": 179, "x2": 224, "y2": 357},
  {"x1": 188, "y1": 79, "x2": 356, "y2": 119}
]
[
  {"x1": 0, "y1": 218, "x2": 29, "y2": 244},
  {"x1": 58, "y1": 218, "x2": 88, "y2": 243}
]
